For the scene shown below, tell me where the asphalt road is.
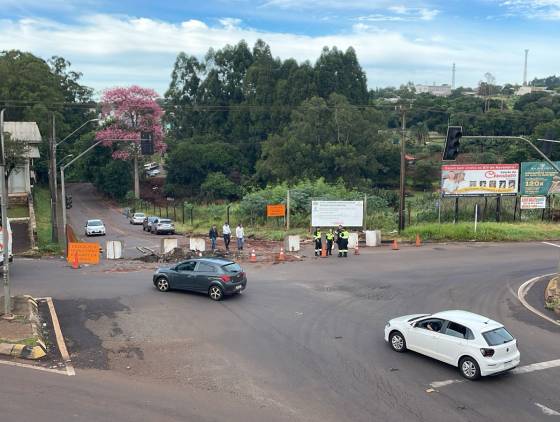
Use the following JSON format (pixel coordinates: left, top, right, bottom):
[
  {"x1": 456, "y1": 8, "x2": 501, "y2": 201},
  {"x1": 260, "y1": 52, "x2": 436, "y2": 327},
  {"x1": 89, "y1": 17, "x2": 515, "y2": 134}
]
[
  {"x1": 2, "y1": 240, "x2": 560, "y2": 421},
  {"x1": 66, "y1": 183, "x2": 183, "y2": 257}
]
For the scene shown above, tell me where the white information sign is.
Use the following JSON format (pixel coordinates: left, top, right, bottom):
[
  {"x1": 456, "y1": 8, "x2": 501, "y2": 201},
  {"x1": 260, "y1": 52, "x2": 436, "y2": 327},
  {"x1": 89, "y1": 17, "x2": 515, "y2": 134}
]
[
  {"x1": 311, "y1": 201, "x2": 363, "y2": 227},
  {"x1": 520, "y1": 196, "x2": 547, "y2": 210}
]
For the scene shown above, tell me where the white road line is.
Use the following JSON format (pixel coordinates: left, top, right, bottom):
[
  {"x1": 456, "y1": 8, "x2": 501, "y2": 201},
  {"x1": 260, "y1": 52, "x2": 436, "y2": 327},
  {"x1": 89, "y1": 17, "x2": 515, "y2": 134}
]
[
  {"x1": 0, "y1": 359, "x2": 68, "y2": 375},
  {"x1": 542, "y1": 241, "x2": 560, "y2": 248},
  {"x1": 429, "y1": 358, "x2": 560, "y2": 389},
  {"x1": 512, "y1": 359, "x2": 560, "y2": 374},
  {"x1": 45, "y1": 297, "x2": 76, "y2": 376},
  {"x1": 517, "y1": 273, "x2": 560, "y2": 327},
  {"x1": 535, "y1": 403, "x2": 560, "y2": 416}
]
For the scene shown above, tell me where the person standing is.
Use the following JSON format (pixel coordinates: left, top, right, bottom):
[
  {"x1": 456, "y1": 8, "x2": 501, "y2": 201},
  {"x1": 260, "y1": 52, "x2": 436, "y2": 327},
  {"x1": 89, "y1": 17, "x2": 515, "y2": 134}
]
[
  {"x1": 335, "y1": 225, "x2": 343, "y2": 254},
  {"x1": 326, "y1": 228, "x2": 334, "y2": 256},
  {"x1": 338, "y1": 227, "x2": 349, "y2": 258},
  {"x1": 222, "y1": 222, "x2": 231, "y2": 252},
  {"x1": 209, "y1": 224, "x2": 218, "y2": 251},
  {"x1": 236, "y1": 223, "x2": 245, "y2": 251},
  {"x1": 313, "y1": 227, "x2": 322, "y2": 256}
]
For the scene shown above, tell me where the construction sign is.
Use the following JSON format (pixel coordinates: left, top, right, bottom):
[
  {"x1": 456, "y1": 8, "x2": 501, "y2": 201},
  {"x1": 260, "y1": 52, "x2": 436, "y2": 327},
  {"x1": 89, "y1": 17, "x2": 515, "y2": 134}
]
[
  {"x1": 67, "y1": 242, "x2": 100, "y2": 265},
  {"x1": 267, "y1": 204, "x2": 285, "y2": 217}
]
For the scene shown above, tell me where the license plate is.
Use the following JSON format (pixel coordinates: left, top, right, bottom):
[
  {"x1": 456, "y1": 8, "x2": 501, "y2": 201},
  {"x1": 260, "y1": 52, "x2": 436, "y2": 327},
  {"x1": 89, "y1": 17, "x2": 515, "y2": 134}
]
[{"x1": 235, "y1": 285, "x2": 242, "y2": 290}]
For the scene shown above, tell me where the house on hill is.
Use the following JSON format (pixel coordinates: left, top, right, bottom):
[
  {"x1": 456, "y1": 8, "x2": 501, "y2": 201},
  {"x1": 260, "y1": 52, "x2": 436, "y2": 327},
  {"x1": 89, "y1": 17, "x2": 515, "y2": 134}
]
[{"x1": 3, "y1": 121, "x2": 41, "y2": 195}]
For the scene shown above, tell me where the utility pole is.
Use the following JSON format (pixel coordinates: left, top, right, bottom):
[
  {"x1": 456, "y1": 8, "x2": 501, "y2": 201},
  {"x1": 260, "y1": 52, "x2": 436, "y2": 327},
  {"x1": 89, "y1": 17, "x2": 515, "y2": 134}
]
[
  {"x1": 398, "y1": 107, "x2": 406, "y2": 232},
  {"x1": 49, "y1": 113, "x2": 59, "y2": 243},
  {"x1": 0, "y1": 108, "x2": 12, "y2": 318}
]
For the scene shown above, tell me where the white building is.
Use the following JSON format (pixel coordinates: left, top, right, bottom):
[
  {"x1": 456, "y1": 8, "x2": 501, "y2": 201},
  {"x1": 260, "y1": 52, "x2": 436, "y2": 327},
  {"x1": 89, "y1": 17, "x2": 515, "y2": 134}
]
[
  {"x1": 3, "y1": 122, "x2": 42, "y2": 194},
  {"x1": 415, "y1": 84, "x2": 452, "y2": 97}
]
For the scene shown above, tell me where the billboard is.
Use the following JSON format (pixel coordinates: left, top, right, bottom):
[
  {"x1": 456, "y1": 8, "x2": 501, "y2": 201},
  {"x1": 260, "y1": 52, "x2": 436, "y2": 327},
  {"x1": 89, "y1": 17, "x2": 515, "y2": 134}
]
[
  {"x1": 520, "y1": 196, "x2": 547, "y2": 210},
  {"x1": 311, "y1": 201, "x2": 363, "y2": 227},
  {"x1": 520, "y1": 161, "x2": 560, "y2": 196},
  {"x1": 441, "y1": 164, "x2": 519, "y2": 196}
]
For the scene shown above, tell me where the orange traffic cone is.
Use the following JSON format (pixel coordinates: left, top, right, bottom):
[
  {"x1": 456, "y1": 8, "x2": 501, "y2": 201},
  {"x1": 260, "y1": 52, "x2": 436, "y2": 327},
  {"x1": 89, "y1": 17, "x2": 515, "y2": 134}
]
[
  {"x1": 392, "y1": 239, "x2": 399, "y2": 251},
  {"x1": 250, "y1": 249, "x2": 257, "y2": 263},
  {"x1": 278, "y1": 247, "x2": 285, "y2": 261},
  {"x1": 415, "y1": 233, "x2": 422, "y2": 247},
  {"x1": 354, "y1": 243, "x2": 360, "y2": 255},
  {"x1": 72, "y1": 251, "x2": 79, "y2": 269},
  {"x1": 321, "y1": 245, "x2": 327, "y2": 258}
]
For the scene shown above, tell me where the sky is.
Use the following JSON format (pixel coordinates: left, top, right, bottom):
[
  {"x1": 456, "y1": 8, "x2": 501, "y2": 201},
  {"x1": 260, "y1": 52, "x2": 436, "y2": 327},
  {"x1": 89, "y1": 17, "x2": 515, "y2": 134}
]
[{"x1": 0, "y1": 0, "x2": 559, "y2": 97}]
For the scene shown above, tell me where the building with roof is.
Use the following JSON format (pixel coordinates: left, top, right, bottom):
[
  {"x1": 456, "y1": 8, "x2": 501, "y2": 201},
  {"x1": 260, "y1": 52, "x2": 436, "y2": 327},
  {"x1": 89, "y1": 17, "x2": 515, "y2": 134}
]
[
  {"x1": 2, "y1": 121, "x2": 42, "y2": 194},
  {"x1": 415, "y1": 84, "x2": 452, "y2": 97}
]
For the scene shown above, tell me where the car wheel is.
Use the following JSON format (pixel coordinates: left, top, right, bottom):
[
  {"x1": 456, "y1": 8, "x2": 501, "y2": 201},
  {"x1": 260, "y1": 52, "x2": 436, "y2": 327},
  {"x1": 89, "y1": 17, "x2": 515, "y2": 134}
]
[
  {"x1": 389, "y1": 331, "x2": 407, "y2": 352},
  {"x1": 155, "y1": 277, "x2": 170, "y2": 292},
  {"x1": 459, "y1": 357, "x2": 481, "y2": 380},
  {"x1": 209, "y1": 285, "x2": 224, "y2": 301}
]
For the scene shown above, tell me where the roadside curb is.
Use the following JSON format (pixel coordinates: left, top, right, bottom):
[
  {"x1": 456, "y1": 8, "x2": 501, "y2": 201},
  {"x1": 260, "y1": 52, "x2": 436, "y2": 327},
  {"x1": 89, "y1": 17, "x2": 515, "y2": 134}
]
[
  {"x1": 0, "y1": 295, "x2": 47, "y2": 360},
  {"x1": 517, "y1": 274, "x2": 560, "y2": 327}
]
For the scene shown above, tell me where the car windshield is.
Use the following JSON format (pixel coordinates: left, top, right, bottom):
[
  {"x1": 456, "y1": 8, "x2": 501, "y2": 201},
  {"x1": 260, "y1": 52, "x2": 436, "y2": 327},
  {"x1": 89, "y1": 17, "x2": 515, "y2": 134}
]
[
  {"x1": 134, "y1": 213, "x2": 145, "y2": 217},
  {"x1": 408, "y1": 315, "x2": 428, "y2": 322},
  {"x1": 159, "y1": 219, "x2": 172, "y2": 224},
  {"x1": 222, "y1": 263, "x2": 242, "y2": 273},
  {"x1": 482, "y1": 327, "x2": 514, "y2": 346},
  {"x1": 88, "y1": 220, "x2": 103, "y2": 226}
]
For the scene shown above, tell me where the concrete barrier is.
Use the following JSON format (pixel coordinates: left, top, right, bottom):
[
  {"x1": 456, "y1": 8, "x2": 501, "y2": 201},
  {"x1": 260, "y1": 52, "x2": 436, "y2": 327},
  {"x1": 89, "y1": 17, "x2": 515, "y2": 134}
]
[
  {"x1": 189, "y1": 237, "x2": 206, "y2": 252},
  {"x1": 285, "y1": 235, "x2": 300, "y2": 252},
  {"x1": 365, "y1": 230, "x2": 381, "y2": 247},
  {"x1": 348, "y1": 232, "x2": 359, "y2": 249},
  {"x1": 161, "y1": 238, "x2": 179, "y2": 254},
  {"x1": 106, "y1": 240, "x2": 124, "y2": 259}
]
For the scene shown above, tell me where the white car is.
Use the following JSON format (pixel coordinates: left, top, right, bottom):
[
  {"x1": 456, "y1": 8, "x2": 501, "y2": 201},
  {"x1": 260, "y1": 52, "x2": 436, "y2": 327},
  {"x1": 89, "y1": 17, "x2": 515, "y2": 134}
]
[
  {"x1": 85, "y1": 219, "x2": 106, "y2": 236},
  {"x1": 384, "y1": 310, "x2": 520, "y2": 380},
  {"x1": 129, "y1": 212, "x2": 146, "y2": 225},
  {"x1": 147, "y1": 169, "x2": 161, "y2": 177}
]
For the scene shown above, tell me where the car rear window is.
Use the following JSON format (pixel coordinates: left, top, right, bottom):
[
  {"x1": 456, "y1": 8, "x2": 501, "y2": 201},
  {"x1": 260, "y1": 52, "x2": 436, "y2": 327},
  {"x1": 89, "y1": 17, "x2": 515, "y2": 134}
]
[
  {"x1": 222, "y1": 263, "x2": 242, "y2": 273},
  {"x1": 482, "y1": 327, "x2": 514, "y2": 346},
  {"x1": 134, "y1": 213, "x2": 145, "y2": 217},
  {"x1": 159, "y1": 219, "x2": 172, "y2": 223}
]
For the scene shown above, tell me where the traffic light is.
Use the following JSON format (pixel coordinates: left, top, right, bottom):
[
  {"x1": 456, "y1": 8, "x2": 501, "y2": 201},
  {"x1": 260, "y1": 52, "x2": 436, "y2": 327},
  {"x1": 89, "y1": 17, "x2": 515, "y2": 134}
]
[
  {"x1": 140, "y1": 131, "x2": 154, "y2": 155},
  {"x1": 65, "y1": 194, "x2": 72, "y2": 209},
  {"x1": 442, "y1": 126, "x2": 462, "y2": 161}
]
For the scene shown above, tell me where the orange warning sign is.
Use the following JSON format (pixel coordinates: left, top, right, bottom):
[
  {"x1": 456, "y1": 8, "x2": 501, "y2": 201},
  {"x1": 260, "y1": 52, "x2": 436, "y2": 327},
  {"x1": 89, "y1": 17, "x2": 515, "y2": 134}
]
[
  {"x1": 67, "y1": 242, "x2": 100, "y2": 265},
  {"x1": 267, "y1": 204, "x2": 285, "y2": 217}
]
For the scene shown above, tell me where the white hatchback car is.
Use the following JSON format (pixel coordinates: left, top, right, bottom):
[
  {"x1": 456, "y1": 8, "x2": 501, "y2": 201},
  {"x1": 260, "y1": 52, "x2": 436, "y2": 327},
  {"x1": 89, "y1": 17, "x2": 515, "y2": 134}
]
[
  {"x1": 384, "y1": 310, "x2": 520, "y2": 380},
  {"x1": 85, "y1": 219, "x2": 106, "y2": 236},
  {"x1": 129, "y1": 212, "x2": 146, "y2": 225}
]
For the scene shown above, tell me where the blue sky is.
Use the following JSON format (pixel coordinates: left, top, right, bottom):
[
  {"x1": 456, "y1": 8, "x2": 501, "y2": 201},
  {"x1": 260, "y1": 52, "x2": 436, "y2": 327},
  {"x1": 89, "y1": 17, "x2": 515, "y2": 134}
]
[{"x1": 0, "y1": 0, "x2": 559, "y2": 96}]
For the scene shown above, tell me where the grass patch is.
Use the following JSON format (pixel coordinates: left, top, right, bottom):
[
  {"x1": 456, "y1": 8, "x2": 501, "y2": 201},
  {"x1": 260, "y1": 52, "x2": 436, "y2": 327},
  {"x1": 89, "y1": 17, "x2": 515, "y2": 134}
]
[
  {"x1": 32, "y1": 186, "x2": 62, "y2": 254},
  {"x1": 402, "y1": 222, "x2": 560, "y2": 242},
  {"x1": 0, "y1": 337, "x2": 38, "y2": 346},
  {"x1": 8, "y1": 204, "x2": 29, "y2": 218}
]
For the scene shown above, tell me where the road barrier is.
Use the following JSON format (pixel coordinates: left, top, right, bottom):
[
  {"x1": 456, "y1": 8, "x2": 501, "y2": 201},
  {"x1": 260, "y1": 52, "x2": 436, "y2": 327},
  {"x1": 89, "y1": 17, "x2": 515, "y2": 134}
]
[
  {"x1": 161, "y1": 238, "x2": 179, "y2": 254},
  {"x1": 365, "y1": 230, "x2": 381, "y2": 247},
  {"x1": 285, "y1": 235, "x2": 300, "y2": 252},
  {"x1": 106, "y1": 240, "x2": 124, "y2": 259}
]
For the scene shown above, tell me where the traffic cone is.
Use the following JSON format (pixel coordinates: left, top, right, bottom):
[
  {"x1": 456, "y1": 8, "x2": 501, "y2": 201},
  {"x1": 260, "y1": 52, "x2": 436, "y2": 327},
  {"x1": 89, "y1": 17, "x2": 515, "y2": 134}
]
[
  {"x1": 278, "y1": 247, "x2": 285, "y2": 261},
  {"x1": 72, "y1": 251, "x2": 79, "y2": 269},
  {"x1": 392, "y1": 239, "x2": 399, "y2": 251},
  {"x1": 250, "y1": 249, "x2": 257, "y2": 263},
  {"x1": 354, "y1": 243, "x2": 360, "y2": 255},
  {"x1": 415, "y1": 233, "x2": 422, "y2": 247},
  {"x1": 321, "y1": 245, "x2": 327, "y2": 258}
]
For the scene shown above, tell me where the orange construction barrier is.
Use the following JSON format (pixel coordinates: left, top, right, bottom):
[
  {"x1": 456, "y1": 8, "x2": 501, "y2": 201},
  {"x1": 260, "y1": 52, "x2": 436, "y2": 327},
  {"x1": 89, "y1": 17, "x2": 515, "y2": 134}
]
[
  {"x1": 250, "y1": 249, "x2": 257, "y2": 263},
  {"x1": 354, "y1": 243, "x2": 360, "y2": 255},
  {"x1": 415, "y1": 233, "x2": 422, "y2": 247},
  {"x1": 278, "y1": 247, "x2": 285, "y2": 261},
  {"x1": 392, "y1": 239, "x2": 399, "y2": 251},
  {"x1": 72, "y1": 251, "x2": 80, "y2": 269}
]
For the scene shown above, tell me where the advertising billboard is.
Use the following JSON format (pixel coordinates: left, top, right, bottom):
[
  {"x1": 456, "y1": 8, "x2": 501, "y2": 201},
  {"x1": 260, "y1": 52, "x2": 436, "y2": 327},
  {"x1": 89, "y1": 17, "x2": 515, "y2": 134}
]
[
  {"x1": 520, "y1": 161, "x2": 560, "y2": 196},
  {"x1": 441, "y1": 164, "x2": 519, "y2": 196},
  {"x1": 520, "y1": 196, "x2": 547, "y2": 210},
  {"x1": 311, "y1": 201, "x2": 363, "y2": 227}
]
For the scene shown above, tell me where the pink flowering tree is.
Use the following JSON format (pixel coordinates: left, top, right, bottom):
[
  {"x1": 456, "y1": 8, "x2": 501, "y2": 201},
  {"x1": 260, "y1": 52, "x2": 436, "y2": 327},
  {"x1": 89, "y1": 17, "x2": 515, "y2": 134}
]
[{"x1": 95, "y1": 86, "x2": 166, "y2": 198}]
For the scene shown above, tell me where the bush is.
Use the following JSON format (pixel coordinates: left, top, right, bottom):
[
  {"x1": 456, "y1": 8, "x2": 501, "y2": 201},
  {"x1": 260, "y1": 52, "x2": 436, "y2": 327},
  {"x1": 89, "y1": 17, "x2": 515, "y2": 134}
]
[{"x1": 201, "y1": 172, "x2": 240, "y2": 200}]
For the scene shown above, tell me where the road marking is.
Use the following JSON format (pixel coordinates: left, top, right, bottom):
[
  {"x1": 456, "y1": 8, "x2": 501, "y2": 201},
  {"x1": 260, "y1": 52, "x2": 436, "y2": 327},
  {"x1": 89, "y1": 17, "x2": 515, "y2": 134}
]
[
  {"x1": 542, "y1": 241, "x2": 560, "y2": 248},
  {"x1": 429, "y1": 358, "x2": 560, "y2": 389},
  {"x1": 535, "y1": 403, "x2": 560, "y2": 416},
  {"x1": 512, "y1": 359, "x2": 560, "y2": 374},
  {"x1": 45, "y1": 297, "x2": 76, "y2": 376},
  {"x1": 517, "y1": 273, "x2": 560, "y2": 327},
  {"x1": 0, "y1": 359, "x2": 69, "y2": 375}
]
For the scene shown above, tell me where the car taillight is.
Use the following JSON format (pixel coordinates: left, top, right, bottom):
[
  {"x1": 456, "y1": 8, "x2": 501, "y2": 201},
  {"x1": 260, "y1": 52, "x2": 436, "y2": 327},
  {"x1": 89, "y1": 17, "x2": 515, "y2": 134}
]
[
  {"x1": 240, "y1": 271, "x2": 245, "y2": 277},
  {"x1": 480, "y1": 348, "x2": 495, "y2": 357},
  {"x1": 220, "y1": 275, "x2": 231, "y2": 283}
]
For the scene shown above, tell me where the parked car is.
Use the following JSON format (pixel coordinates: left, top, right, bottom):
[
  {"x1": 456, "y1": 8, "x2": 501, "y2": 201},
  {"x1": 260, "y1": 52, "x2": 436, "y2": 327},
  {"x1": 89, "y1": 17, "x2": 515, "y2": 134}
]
[
  {"x1": 144, "y1": 162, "x2": 159, "y2": 171},
  {"x1": 153, "y1": 258, "x2": 247, "y2": 301},
  {"x1": 129, "y1": 212, "x2": 146, "y2": 225},
  {"x1": 146, "y1": 169, "x2": 161, "y2": 177},
  {"x1": 143, "y1": 216, "x2": 158, "y2": 232},
  {"x1": 384, "y1": 310, "x2": 520, "y2": 380},
  {"x1": 0, "y1": 219, "x2": 13, "y2": 264},
  {"x1": 85, "y1": 219, "x2": 106, "y2": 236},
  {"x1": 151, "y1": 218, "x2": 175, "y2": 235}
]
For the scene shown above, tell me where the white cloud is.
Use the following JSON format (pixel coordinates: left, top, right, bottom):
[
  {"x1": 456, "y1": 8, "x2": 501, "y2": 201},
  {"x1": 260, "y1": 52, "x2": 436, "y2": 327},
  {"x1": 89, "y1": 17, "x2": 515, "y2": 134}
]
[
  {"x1": 358, "y1": 7, "x2": 439, "y2": 22},
  {"x1": 499, "y1": 0, "x2": 560, "y2": 19},
  {"x1": 0, "y1": 13, "x2": 555, "y2": 94}
]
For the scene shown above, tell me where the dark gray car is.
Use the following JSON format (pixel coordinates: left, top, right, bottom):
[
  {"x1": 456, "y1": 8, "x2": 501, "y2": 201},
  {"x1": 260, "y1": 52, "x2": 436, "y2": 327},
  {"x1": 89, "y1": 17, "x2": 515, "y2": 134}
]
[{"x1": 153, "y1": 258, "x2": 247, "y2": 301}]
